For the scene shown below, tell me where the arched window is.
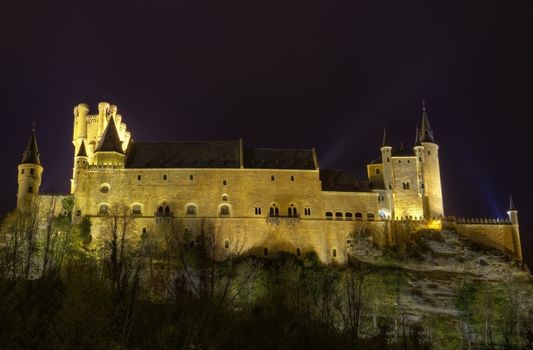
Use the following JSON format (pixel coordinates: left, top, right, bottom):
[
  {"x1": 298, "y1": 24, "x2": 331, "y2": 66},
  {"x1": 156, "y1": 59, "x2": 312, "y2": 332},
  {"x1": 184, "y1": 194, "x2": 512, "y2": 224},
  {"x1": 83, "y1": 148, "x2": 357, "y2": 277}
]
[
  {"x1": 345, "y1": 212, "x2": 353, "y2": 220},
  {"x1": 186, "y1": 204, "x2": 197, "y2": 216},
  {"x1": 224, "y1": 240, "x2": 229, "y2": 249},
  {"x1": 189, "y1": 174, "x2": 194, "y2": 180},
  {"x1": 325, "y1": 212, "x2": 333, "y2": 219},
  {"x1": 355, "y1": 212, "x2": 363, "y2": 220},
  {"x1": 223, "y1": 179, "x2": 227, "y2": 186},
  {"x1": 296, "y1": 248, "x2": 301, "y2": 257},
  {"x1": 222, "y1": 194, "x2": 228, "y2": 201},
  {"x1": 275, "y1": 207, "x2": 279, "y2": 216},
  {"x1": 131, "y1": 204, "x2": 142, "y2": 215},
  {"x1": 304, "y1": 207, "x2": 311, "y2": 216},
  {"x1": 406, "y1": 182, "x2": 410, "y2": 190},
  {"x1": 269, "y1": 207, "x2": 274, "y2": 217},
  {"x1": 219, "y1": 204, "x2": 230, "y2": 216},
  {"x1": 271, "y1": 175, "x2": 275, "y2": 181},
  {"x1": 255, "y1": 207, "x2": 262, "y2": 215},
  {"x1": 288, "y1": 207, "x2": 293, "y2": 216},
  {"x1": 367, "y1": 213, "x2": 375, "y2": 221},
  {"x1": 163, "y1": 174, "x2": 167, "y2": 180},
  {"x1": 164, "y1": 206, "x2": 170, "y2": 215},
  {"x1": 290, "y1": 176, "x2": 295, "y2": 181},
  {"x1": 389, "y1": 184, "x2": 393, "y2": 189},
  {"x1": 335, "y1": 212, "x2": 343, "y2": 220},
  {"x1": 99, "y1": 204, "x2": 109, "y2": 215},
  {"x1": 158, "y1": 206, "x2": 163, "y2": 214},
  {"x1": 264, "y1": 247, "x2": 269, "y2": 256}
]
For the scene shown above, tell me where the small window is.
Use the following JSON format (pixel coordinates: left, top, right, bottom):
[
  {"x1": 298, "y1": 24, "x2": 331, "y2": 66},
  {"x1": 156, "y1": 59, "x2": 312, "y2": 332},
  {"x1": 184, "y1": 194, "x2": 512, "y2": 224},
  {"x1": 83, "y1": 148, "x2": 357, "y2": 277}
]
[
  {"x1": 335, "y1": 212, "x2": 343, "y2": 220},
  {"x1": 271, "y1": 175, "x2": 275, "y2": 181},
  {"x1": 427, "y1": 150, "x2": 431, "y2": 155},
  {"x1": 345, "y1": 212, "x2": 353, "y2": 220},
  {"x1": 30, "y1": 169, "x2": 34, "y2": 175},
  {"x1": 355, "y1": 212, "x2": 363, "y2": 220},
  {"x1": 225, "y1": 240, "x2": 229, "y2": 249},
  {"x1": 186, "y1": 205, "x2": 197, "y2": 216},
  {"x1": 290, "y1": 176, "x2": 295, "y2": 181},
  {"x1": 137, "y1": 175, "x2": 141, "y2": 181},
  {"x1": 387, "y1": 157, "x2": 390, "y2": 162},
  {"x1": 304, "y1": 207, "x2": 311, "y2": 216},
  {"x1": 398, "y1": 160, "x2": 402, "y2": 163},
  {"x1": 407, "y1": 160, "x2": 410, "y2": 163},
  {"x1": 190, "y1": 174, "x2": 194, "y2": 180},
  {"x1": 223, "y1": 180, "x2": 227, "y2": 186},
  {"x1": 21, "y1": 169, "x2": 25, "y2": 175},
  {"x1": 100, "y1": 184, "x2": 110, "y2": 193},
  {"x1": 255, "y1": 207, "x2": 262, "y2": 215},
  {"x1": 264, "y1": 247, "x2": 268, "y2": 256},
  {"x1": 99, "y1": 204, "x2": 109, "y2": 215},
  {"x1": 222, "y1": 195, "x2": 228, "y2": 201},
  {"x1": 389, "y1": 184, "x2": 393, "y2": 189},
  {"x1": 367, "y1": 213, "x2": 375, "y2": 221},
  {"x1": 419, "y1": 157, "x2": 422, "y2": 162},
  {"x1": 28, "y1": 186, "x2": 33, "y2": 194},
  {"x1": 375, "y1": 169, "x2": 380, "y2": 175},
  {"x1": 332, "y1": 249, "x2": 337, "y2": 257},
  {"x1": 296, "y1": 248, "x2": 301, "y2": 257},
  {"x1": 142, "y1": 227, "x2": 147, "y2": 234},
  {"x1": 325, "y1": 212, "x2": 333, "y2": 219},
  {"x1": 76, "y1": 209, "x2": 81, "y2": 217},
  {"x1": 163, "y1": 174, "x2": 167, "y2": 180},
  {"x1": 219, "y1": 205, "x2": 230, "y2": 216},
  {"x1": 132, "y1": 204, "x2": 142, "y2": 215}
]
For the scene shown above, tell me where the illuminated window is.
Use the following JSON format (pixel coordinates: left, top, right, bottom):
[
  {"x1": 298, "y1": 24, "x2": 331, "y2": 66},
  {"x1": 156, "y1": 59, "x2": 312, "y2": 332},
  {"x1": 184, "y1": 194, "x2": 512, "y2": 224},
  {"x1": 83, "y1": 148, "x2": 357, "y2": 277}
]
[
  {"x1": 325, "y1": 212, "x2": 333, "y2": 219},
  {"x1": 255, "y1": 207, "x2": 262, "y2": 215},
  {"x1": 132, "y1": 204, "x2": 142, "y2": 215},
  {"x1": 355, "y1": 212, "x2": 363, "y2": 220}
]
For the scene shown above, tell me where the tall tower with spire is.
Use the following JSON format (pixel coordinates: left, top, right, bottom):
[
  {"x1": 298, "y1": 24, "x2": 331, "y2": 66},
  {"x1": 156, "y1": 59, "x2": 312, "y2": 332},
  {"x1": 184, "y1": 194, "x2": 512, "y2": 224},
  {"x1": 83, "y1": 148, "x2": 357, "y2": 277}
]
[
  {"x1": 17, "y1": 127, "x2": 44, "y2": 210},
  {"x1": 418, "y1": 101, "x2": 444, "y2": 218}
]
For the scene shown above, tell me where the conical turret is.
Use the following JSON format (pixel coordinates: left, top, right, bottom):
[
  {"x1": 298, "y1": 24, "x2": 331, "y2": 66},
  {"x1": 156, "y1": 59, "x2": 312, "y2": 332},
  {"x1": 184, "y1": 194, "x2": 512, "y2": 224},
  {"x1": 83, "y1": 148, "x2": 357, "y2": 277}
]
[
  {"x1": 95, "y1": 116, "x2": 124, "y2": 154},
  {"x1": 419, "y1": 101, "x2": 435, "y2": 143},
  {"x1": 21, "y1": 129, "x2": 41, "y2": 165},
  {"x1": 17, "y1": 127, "x2": 44, "y2": 210}
]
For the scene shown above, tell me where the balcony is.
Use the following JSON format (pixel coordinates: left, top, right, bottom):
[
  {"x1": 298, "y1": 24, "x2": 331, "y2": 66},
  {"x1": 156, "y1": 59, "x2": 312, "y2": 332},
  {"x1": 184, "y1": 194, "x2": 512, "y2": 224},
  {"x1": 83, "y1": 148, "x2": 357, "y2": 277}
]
[{"x1": 266, "y1": 215, "x2": 300, "y2": 226}]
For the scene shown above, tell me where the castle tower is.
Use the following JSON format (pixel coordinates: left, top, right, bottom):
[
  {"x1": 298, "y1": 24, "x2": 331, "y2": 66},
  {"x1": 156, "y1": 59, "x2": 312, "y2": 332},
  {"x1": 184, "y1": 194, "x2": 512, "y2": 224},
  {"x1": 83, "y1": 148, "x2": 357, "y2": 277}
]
[
  {"x1": 71, "y1": 103, "x2": 89, "y2": 193},
  {"x1": 507, "y1": 195, "x2": 522, "y2": 261},
  {"x1": 92, "y1": 114, "x2": 125, "y2": 166},
  {"x1": 380, "y1": 129, "x2": 394, "y2": 217},
  {"x1": 17, "y1": 127, "x2": 43, "y2": 211},
  {"x1": 418, "y1": 102, "x2": 444, "y2": 218}
]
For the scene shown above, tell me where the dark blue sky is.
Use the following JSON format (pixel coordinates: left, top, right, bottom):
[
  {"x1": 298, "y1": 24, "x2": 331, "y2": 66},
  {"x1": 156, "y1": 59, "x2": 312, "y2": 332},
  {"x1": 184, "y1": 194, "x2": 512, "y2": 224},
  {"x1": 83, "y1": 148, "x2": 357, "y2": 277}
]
[{"x1": 1, "y1": 0, "x2": 532, "y2": 266}]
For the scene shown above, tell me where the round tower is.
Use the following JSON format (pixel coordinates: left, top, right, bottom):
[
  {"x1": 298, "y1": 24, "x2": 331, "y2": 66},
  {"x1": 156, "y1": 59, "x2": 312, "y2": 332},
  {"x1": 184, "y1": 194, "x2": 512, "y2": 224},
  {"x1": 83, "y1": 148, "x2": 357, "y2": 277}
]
[
  {"x1": 506, "y1": 195, "x2": 522, "y2": 262},
  {"x1": 17, "y1": 128, "x2": 43, "y2": 211},
  {"x1": 380, "y1": 129, "x2": 394, "y2": 217},
  {"x1": 97, "y1": 101, "x2": 110, "y2": 137},
  {"x1": 419, "y1": 102, "x2": 444, "y2": 218}
]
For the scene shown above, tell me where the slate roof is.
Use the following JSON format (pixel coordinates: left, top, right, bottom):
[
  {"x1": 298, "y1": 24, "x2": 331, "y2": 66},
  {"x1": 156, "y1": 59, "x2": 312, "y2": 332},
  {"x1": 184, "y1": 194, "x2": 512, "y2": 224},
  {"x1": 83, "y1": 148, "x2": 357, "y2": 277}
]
[
  {"x1": 95, "y1": 117, "x2": 124, "y2": 154},
  {"x1": 21, "y1": 130, "x2": 41, "y2": 165},
  {"x1": 125, "y1": 141, "x2": 241, "y2": 168},
  {"x1": 392, "y1": 143, "x2": 415, "y2": 157},
  {"x1": 243, "y1": 148, "x2": 316, "y2": 170},
  {"x1": 319, "y1": 170, "x2": 380, "y2": 192},
  {"x1": 76, "y1": 139, "x2": 88, "y2": 157}
]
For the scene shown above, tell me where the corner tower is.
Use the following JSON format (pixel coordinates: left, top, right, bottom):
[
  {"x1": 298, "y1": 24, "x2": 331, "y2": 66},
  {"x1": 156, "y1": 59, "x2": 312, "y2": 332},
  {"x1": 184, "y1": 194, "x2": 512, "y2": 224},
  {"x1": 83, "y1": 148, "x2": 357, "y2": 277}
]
[
  {"x1": 17, "y1": 127, "x2": 43, "y2": 210},
  {"x1": 418, "y1": 102, "x2": 444, "y2": 218},
  {"x1": 507, "y1": 195, "x2": 522, "y2": 262}
]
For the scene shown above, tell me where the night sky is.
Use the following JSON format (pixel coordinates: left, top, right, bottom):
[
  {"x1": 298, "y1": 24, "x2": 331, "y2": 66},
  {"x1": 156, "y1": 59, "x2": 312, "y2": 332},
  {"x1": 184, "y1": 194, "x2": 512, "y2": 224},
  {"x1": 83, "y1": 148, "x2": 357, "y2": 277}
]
[{"x1": 1, "y1": 1, "x2": 532, "y2": 266}]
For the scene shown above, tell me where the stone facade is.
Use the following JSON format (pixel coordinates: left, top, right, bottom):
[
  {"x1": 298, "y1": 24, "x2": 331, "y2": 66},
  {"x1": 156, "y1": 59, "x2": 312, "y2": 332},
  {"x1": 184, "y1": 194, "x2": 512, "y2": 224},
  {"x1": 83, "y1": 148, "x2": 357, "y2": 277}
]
[{"x1": 14, "y1": 101, "x2": 523, "y2": 263}]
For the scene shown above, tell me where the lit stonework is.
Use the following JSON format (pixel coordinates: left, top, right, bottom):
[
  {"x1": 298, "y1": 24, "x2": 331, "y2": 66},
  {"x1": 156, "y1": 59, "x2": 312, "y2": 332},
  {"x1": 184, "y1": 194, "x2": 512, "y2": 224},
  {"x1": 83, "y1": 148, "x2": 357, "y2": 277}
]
[{"x1": 15, "y1": 101, "x2": 523, "y2": 263}]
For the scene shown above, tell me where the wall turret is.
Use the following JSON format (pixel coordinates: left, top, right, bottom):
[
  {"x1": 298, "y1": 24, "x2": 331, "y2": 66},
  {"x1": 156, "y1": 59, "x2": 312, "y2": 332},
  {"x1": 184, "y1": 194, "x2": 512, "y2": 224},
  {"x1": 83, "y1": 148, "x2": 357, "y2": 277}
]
[
  {"x1": 97, "y1": 101, "x2": 110, "y2": 137},
  {"x1": 506, "y1": 195, "x2": 522, "y2": 262},
  {"x1": 419, "y1": 102, "x2": 444, "y2": 218},
  {"x1": 17, "y1": 128, "x2": 43, "y2": 210}
]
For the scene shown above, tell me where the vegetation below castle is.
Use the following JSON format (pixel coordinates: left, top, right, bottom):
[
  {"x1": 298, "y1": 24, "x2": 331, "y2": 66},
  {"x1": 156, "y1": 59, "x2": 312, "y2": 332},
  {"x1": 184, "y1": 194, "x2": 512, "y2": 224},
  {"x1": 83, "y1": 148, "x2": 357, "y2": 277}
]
[{"x1": 1, "y1": 202, "x2": 532, "y2": 350}]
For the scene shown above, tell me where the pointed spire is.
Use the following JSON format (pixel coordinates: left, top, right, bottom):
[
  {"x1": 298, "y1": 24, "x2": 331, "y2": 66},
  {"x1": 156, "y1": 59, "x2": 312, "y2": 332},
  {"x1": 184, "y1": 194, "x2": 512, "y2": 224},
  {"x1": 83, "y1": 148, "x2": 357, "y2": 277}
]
[
  {"x1": 414, "y1": 126, "x2": 421, "y2": 147},
  {"x1": 95, "y1": 116, "x2": 124, "y2": 154},
  {"x1": 381, "y1": 128, "x2": 390, "y2": 147},
  {"x1": 21, "y1": 127, "x2": 41, "y2": 165},
  {"x1": 419, "y1": 100, "x2": 435, "y2": 143},
  {"x1": 76, "y1": 139, "x2": 88, "y2": 157},
  {"x1": 509, "y1": 195, "x2": 516, "y2": 211}
]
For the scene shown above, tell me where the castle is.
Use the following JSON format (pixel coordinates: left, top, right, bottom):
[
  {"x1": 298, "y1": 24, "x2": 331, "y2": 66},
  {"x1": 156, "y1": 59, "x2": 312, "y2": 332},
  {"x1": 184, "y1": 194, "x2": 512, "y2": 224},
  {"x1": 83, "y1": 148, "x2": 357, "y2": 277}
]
[{"x1": 15, "y1": 102, "x2": 523, "y2": 264}]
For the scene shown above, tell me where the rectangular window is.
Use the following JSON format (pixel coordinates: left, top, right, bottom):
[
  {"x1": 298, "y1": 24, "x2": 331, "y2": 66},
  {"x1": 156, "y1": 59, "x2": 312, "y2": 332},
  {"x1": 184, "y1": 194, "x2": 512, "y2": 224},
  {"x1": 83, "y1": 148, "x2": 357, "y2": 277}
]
[
  {"x1": 30, "y1": 169, "x2": 34, "y2": 175},
  {"x1": 76, "y1": 209, "x2": 82, "y2": 217},
  {"x1": 137, "y1": 175, "x2": 141, "y2": 181},
  {"x1": 28, "y1": 186, "x2": 33, "y2": 194},
  {"x1": 163, "y1": 174, "x2": 167, "y2": 180},
  {"x1": 21, "y1": 169, "x2": 25, "y2": 175},
  {"x1": 375, "y1": 168, "x2": 380, "y2": 175},
  {"x1": 255, "y1": 207, "x2": 262, "y2": 215},
  {"x1": 190, "y1": 174, "x2": 194, "y2": 180}
]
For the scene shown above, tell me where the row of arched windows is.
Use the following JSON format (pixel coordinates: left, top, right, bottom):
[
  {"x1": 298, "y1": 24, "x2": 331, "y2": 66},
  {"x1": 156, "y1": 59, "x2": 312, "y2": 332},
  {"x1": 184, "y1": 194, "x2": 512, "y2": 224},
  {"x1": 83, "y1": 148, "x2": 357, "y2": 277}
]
[
  {"x1": 97, "y1": 203, "x2": 231, "y2": 217},
  {"x1": 268, "y1": 203, "x2": 300, "y2": 217},
  {"x1": 325, "y1": 211, "x2": 375, "y2": 221}
]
